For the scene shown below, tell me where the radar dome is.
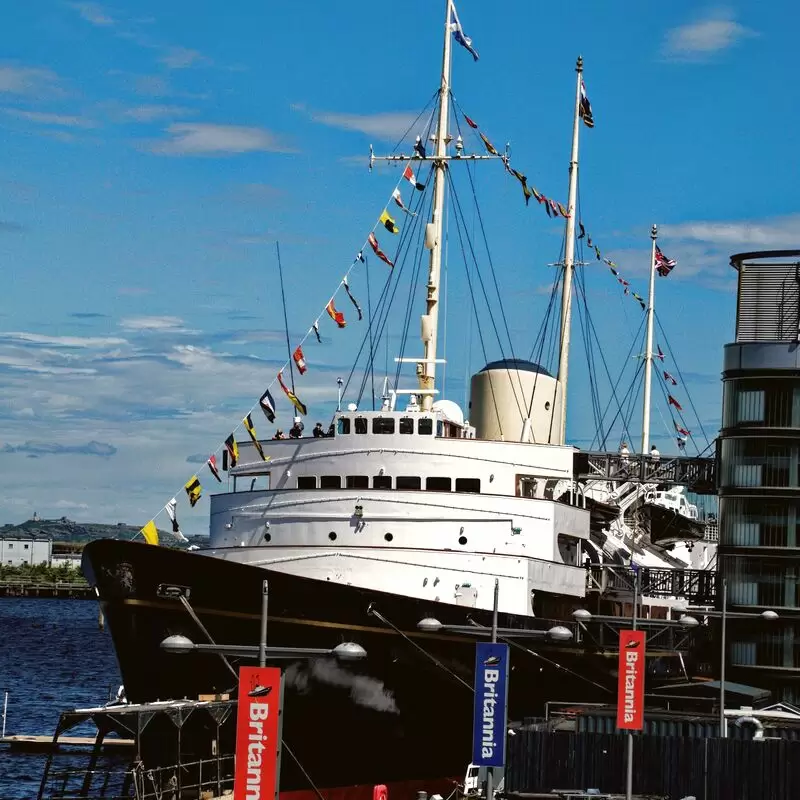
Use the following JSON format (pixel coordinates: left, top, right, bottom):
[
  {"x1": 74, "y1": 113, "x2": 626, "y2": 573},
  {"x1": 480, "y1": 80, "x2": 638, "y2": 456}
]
[{"x1": 432, "y1": 399, "x2": 464, "y2": 425}]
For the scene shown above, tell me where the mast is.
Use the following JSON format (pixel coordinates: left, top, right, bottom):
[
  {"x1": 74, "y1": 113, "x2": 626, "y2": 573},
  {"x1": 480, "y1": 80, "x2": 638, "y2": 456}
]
[
  {"x1": 555, "y1": 56, "x2": 584, "y2": 445},
  {"x1": 641, "y1": 224, "x2": 658, "y2": 453},
  {"x1": 418, "y1": 0, "x2": 454, "y2": 411}
]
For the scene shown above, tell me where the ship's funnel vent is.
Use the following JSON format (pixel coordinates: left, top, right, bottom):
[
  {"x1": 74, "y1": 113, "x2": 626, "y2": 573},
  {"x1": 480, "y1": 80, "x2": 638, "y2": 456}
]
[{"x1": 468, "y1": 359, "x2": 563, "y2": 443}]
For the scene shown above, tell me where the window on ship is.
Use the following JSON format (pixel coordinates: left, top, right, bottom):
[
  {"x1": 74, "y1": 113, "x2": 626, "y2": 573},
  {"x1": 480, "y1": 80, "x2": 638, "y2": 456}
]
[
  {"x1": 396, "y1": 476, "x2": 422, "y2": 490},
  {"x1": 320, "y1": 475, "x2": 342, "y2": 489},
  {"x1": 455, "y1": 478, "x2": 481, "y2": 493},
  {"x1": 337, "y1": 417, "x2": 351, "y2": 435},
  {"x1": 354, "y1": 417, "x2": 368, "y2": 434},
  {"x1": 399, "y1": 417, "x2": 414, "y2": 434},
  {"x1": 426, "y1": 476, "x2": 451, "y2": 492},
  {"x1": 373, "y1": 418, "x2": 395, "y2": 434},
  {"x1": 347, "y1": 475, "x2": 369, "y2": 489},
  {"x1": 297, "y1": 476, "x2": 316, "y2": 489},
  {"x1": 418, "y1": 418, "x2": 433, "y2": 435},
  {"x1": 373, "y1": 475, "x2": 392, "y2": 489}
]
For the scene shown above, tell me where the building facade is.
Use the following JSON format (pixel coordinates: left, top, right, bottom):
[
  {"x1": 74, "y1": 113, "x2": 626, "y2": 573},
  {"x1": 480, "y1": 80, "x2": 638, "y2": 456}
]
[
  {"x1": 719, "y1": 249, "x2": 800, "y2": 701},
  {"x1": 0, "y1": 533, "x2": 52, "y2": 567}
]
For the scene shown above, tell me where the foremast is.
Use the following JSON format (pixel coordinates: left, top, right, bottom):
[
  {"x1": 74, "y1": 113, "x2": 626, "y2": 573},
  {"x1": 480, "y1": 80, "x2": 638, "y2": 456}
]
[
  {"x1": 555, "y1": 56, "x2": 585, "y2": 445},
  {"x1": 418, "y1": 0, "x2": 454, "y2": 411}
]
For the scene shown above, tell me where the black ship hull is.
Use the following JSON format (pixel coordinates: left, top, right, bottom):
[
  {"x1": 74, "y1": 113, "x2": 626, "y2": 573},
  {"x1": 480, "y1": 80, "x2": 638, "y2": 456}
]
[{"x1": 82, "y1": 540, "x2": 607, "y2": 799}]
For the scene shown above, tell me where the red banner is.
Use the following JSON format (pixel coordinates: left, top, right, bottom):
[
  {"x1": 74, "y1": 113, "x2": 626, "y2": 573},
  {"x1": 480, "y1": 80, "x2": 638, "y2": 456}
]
[
  {"x1": 616, "y1": 630, "x2": 645, "y2": 730},
  {"x1": 234, "y1": 666, "x2": 282, "y2": 800}
]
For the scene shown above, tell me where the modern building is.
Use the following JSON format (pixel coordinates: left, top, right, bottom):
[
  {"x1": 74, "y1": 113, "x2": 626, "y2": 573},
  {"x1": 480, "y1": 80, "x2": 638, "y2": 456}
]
[
  {"x1": 0, "y1": 532, "x2": 53, "y2": 567},
  {"x1": 719, "y1": 249, "x2": 800, "y2": 702}
]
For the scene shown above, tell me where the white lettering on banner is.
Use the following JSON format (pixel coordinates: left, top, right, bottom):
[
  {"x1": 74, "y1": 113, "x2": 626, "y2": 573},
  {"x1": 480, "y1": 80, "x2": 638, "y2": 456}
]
[
  {"x1": 623, "y1": 649, "x2": 639, "y2": 723},
  {"x1": 480, "y1": 666, "x2": 501, "y2": 760},
  {"x1": 245, "y1": 702, "x2": 270, "y2": 799}
]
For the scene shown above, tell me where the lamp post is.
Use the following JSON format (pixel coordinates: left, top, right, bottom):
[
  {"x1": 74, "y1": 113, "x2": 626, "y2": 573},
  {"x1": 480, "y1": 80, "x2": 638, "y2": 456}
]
[{"x1": 685, "y1": 579, "x2": 778, "y2": 737}]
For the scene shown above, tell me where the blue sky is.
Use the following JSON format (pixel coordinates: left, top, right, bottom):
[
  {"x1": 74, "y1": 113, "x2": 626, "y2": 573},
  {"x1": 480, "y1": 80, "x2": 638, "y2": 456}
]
[{"x1": 0, "y1": 1, "x2": 795, "y2": 534}]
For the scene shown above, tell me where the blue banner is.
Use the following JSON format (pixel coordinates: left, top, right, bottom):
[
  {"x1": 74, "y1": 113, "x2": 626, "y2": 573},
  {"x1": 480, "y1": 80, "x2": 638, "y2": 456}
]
[{"x1": 471, "y1": 642, "x2": 509, "y2": 767}]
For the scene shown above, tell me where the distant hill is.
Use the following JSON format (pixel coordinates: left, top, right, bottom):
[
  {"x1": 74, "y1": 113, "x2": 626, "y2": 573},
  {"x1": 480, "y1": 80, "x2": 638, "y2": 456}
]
[{"x1": 0, "y1": 517, "x2": 208, "y2": 549}]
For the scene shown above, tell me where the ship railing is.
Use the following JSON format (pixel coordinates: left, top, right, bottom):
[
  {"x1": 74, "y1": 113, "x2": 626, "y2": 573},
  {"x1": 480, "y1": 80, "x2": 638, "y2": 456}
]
[
  {"x1": 575, "y1": 451, "x2": 717, "y2": 494},
  {"x1": 586, "y1": 564, "x2": 717, "y2": 605},
  {"x1": 41, "y1": 754, "x2": 235, "y2": 800}
]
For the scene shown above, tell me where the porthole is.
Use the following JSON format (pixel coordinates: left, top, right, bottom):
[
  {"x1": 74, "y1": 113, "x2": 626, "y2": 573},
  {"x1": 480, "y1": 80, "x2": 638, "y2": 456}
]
[
  {"x1": 264, "y1": 533, "x2": 272, "y2": 543},
  {"x1": 329, "y1": 531, "x2": 337, "y2": 541},
  {"x1": 458, "y1": 535, "x2": 468, "y2": 545},
  {"x1": 384, "y1": 533, "x2": 394, "y2": 542}
]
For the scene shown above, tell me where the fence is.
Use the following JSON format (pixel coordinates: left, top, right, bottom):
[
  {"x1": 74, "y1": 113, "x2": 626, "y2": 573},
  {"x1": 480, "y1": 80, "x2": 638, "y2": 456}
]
[{"x1": 506, "y1": 730, "x2": 800, "y2": 800}]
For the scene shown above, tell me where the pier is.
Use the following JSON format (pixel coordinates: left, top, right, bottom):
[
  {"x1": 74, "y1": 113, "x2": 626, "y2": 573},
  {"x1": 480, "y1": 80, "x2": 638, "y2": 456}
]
[{"x1": 0, "y1": 578, "x2": 93, "y2": 598}]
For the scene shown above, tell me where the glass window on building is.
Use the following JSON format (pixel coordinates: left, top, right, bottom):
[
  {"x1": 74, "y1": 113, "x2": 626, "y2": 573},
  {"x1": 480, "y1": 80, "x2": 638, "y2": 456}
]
[
  {"x1": 721, "y1": 498, "x2": 796, "y2": 548},
  {"x1": 736, "y1": 389, "x2": 764, "y2": 424},
  {"x1": 721, "y1": 438, "x2": 796, "y2": 488}
]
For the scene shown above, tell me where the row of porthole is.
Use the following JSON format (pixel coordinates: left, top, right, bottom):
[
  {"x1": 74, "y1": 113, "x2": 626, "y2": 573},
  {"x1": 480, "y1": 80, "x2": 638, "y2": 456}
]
[{"x1": 263, "y1": 531, "x2": 468, "y2": 545}]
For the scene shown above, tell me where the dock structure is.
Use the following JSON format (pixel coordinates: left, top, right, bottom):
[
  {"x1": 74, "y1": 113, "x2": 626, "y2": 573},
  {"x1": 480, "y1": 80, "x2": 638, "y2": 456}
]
[
  {"x1": 0, "y1": 734, "x2": 134, "y2": 752},
  {"x1": 0, "y1": 579, "x2": 93, "y2": 598}
]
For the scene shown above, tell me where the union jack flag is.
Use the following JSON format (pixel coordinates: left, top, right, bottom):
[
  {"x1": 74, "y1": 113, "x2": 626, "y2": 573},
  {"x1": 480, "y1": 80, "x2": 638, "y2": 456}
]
[{"x1": 655, "y1": 245, "x2": 676, "y2": 277}]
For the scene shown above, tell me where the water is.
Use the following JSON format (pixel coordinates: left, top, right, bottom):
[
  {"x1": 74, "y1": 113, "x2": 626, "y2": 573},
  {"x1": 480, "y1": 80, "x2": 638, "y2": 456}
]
[{"x1": 0, "y1": 598, "x2": 120, "y2": 800}]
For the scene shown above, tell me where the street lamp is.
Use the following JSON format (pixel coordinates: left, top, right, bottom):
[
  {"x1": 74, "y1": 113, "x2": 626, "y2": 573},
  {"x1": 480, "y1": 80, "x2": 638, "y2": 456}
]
[
  {"x1": 160, "y1": 635, "x2": 368, "y2": 662},
  {"x1": 570, "y1": 608, "x2": 700, "y2": 629},
  {"x1": 417, "y1": 617, "x2": 574, "y2": 642}
]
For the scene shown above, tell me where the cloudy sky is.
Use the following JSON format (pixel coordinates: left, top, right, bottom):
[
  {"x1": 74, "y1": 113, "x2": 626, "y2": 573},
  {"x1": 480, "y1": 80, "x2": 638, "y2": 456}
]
[{"x1": 0, "y1": 1, "x2": 794, "y2": 535}]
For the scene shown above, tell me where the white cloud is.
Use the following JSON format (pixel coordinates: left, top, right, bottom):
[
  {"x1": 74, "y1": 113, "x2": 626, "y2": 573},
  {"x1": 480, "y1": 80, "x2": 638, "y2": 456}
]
[
  {"x1": 120, "y1": 104, "x2": 191, "y2": 122},
  {"x1": 144, "y1": 123, "x2": 295, "y2": 156},
  {"x1": 663, "y1": 10, "x2": 756, "y2": 61},
  {"x1": 120, "y1": 316, "x2": 195, "y2": 333},
  {"x1": 0, "y1": 332, "x2": 128, "y2": 347},
  {"x1": 661, "y1": 214, "x2": 800, "y2": 249},
  {"x1": 0, "y1": 64, "x2": 63, "y2": 97},
  {"x1": 2, "y1": 108, "x2": 96, "y2": 128},
  {"x1": 68, "y1": 2, "x2": 115, "y2": 26},
  {"x1": 159, "y1": 47, "x2": 207, "y2": 69},
  {"x1": 293, "y1": 103, "x2": 425, "y2": 142}
]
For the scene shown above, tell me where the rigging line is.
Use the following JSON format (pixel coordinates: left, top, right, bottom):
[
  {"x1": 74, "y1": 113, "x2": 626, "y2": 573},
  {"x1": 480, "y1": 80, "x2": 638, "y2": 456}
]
[
  {"x1": 387, "y1": 89, "x2": 440, "y2": 157},
  {"x1": 447, "y1": 170, "x2": 529, "y2": 424},
  {"x1": 448, "y1": 172, "x2": 506, "y2": 438},
  {"x1": 365, "y1": 255, "x2": 375, "y2": 410},
  {"x1": 599, "y1": 358, "x2": 643, "y2": 451},
  {"x1": 459, "y1": 142, "x2": 530, "y2": 410},
  {"x1": 592, "y1": 313, "x2": 647, "y2": 451},
  {"x1": 276, "y1": 241, "x2": 295, "y2": 393},
  {"x1": 367, "y1": 606, "x2": 473, "y2": 692},
  {"x1": 575, "y1": 265, "x2": 605, "y2": 444},
  {"x1": 655, "y1": 312, "x2": 712, "y2": 449}
]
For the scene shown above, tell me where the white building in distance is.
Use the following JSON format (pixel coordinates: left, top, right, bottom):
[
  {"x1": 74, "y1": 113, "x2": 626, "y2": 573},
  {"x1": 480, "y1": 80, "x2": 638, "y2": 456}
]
[{"x1": 0, "y1": 532, "x2": 52, "y2": 567}]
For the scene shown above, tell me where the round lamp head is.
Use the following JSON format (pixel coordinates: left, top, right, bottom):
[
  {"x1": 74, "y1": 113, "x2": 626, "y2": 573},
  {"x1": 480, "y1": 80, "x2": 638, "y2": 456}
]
[
  {"x1": 572, "y1": 608, "x2": 592, "y2": 622},
  {"x1": 332, "y1": 642, "x2": 367, "y2": 661},
  {"x1": 160, "y1": 634, "x2": 195, "y2": 654},
  {"x1": 417, "y1": 617, "x2": 444, "y2": 633},
  {"x1": 547, "y1": 625, "x2": 573, "y2": 642},
  {"x1": 679, "y1": 615, "x2": 699, "y2": 628},
  {"x1": 761, "y1": 610, "x2": 779, "y2": 621}
]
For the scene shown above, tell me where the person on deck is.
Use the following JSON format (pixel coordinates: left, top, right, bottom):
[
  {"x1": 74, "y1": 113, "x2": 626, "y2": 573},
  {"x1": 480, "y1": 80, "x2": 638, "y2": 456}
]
[
  {"x1": 272, "y1": 430, "x2": 286, "y2": 440},
  {"x1": 650, "y1": 445, "x2": 660, "y2": 463},
  {"x1": 312, "y1": 422, "x2": 325, "y2": 438},
  {"x1": 289, "y1": 417, "x2": 304, "y2": 439}
]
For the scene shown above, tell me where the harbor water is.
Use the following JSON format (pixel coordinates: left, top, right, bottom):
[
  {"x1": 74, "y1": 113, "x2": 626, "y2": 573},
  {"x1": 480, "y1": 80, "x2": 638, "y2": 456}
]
[{"x1": 0, "y1": 598, "x2": 120, "y2": 800}]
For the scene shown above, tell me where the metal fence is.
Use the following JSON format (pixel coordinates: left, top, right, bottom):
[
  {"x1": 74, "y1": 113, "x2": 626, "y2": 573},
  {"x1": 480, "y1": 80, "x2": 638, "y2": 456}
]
[{"x1": 506, "y1": 730, "x2": 800, "y2": 800}]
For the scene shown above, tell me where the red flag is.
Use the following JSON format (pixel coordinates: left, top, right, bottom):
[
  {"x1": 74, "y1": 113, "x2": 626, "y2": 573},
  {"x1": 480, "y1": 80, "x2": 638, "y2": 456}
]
[
  {"x1": 207, "y1": 454, "x2": 222, "y2": 483},
  {"x1": 676, "y1": 423, "x2": 691, "y2": 436},
  {"x1": 402, "y1": 165, "x2": 425, "y2": 191},
  {"x1": 464, "y1": 113, "x2": 479, "y2": 129},
  {"x1": 668, "y1": 395, "x2": 683, "y2": 412},
  {"x1": 325, "y1": 300, "x2": 346, "y2": 328},
  {"x1": 293, "y1": 345, "x2": 307, "y2": 374},
  {"x1": 663, "y1": 370, "x2": 677, "y2": 386},
  {"x1": 368, "y1": 232, "x2": 394, "y2": 267}
]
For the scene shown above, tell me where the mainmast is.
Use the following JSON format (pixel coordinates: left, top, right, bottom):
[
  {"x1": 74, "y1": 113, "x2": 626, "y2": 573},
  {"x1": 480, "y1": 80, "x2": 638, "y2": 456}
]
[
  {"x1": 641, "y1": 224, "x2": 658, "y2": 453},
  {"x1": 418, "y1": 0, "x2": 454, "y2": 412},
  {"x1": 555, "y1": 57, "x2": 585, "y2": 445}
]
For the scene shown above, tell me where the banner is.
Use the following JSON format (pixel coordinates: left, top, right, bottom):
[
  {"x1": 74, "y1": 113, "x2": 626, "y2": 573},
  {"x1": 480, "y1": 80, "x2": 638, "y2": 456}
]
[
  {"x1": 234, "y1": 666, "x2": 283, "y2": 800},
  {"x1": 616, "y1": 630, "x2": 645, "y2": 731},
  {"x1": 471, "y1": 642, "x2": 509, "y2": 767}
]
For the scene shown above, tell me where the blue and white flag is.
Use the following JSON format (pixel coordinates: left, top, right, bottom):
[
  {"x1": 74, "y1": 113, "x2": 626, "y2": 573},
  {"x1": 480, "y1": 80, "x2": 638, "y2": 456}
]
[{"x1": 450, "y1": 3, "x2": 479, "y2": 62}]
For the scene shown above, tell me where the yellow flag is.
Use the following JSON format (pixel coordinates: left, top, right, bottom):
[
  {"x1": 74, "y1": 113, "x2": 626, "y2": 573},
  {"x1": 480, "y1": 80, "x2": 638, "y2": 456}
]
[
  {"x1": 185, "y1": 475, "x2": 202, "y2": 507},
  {"x1": 141, "y1": 520, "x2": 159, "y2": 546},
  {"x1": 379, "y1": 209, "x2": 399, "y2": 234}
]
